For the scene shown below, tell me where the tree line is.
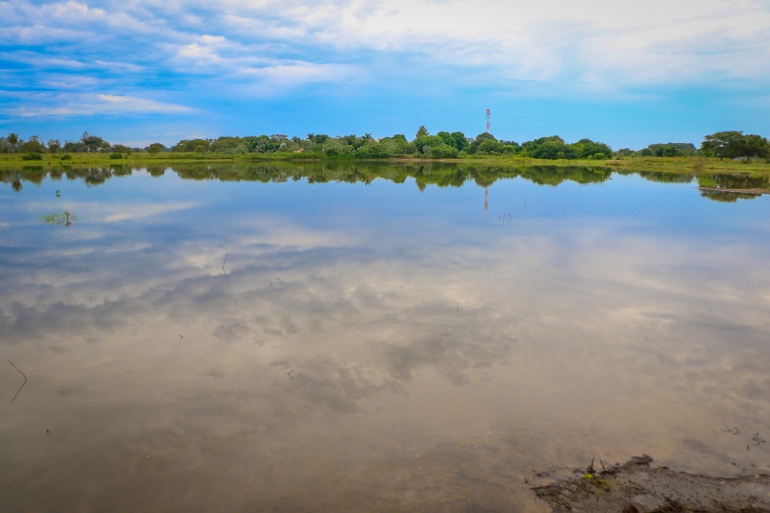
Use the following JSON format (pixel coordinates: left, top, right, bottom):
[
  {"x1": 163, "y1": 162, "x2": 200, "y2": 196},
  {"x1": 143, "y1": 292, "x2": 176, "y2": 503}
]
[{"x1": 1, "y1": 128, "x2": 768, "y2": 161}]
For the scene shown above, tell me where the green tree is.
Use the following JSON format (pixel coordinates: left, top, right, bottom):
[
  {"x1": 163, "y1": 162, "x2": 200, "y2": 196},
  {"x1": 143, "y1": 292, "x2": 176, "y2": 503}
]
[
  {"x1": 111, "y1": 144, "x2": 132, "y2": 155},
  {"x1": 173, "y1": 138, "x2": 211, "y2": 152},
  {"x1": 307, "y1": 133, "x2": 329, "y2": 144},
  {"x1": 81, "y1": 131, "x2": 107, "y2": 152},
  {"x1": 468, "y1": 133, "x2": 497, "y2": 154},
  {"x1": 656, "y1": 145, "x2": 684, "y2": 157},
  {"x1": 742, "y1": 134, "x2": 770, "y2": 160},
  {"x1": 521, "y1": 136, "x2": 564, "y2": 156},
  {"x1": 7, "y1": 133, "x2": 18, "y2": 152},
  {"x1": 571, "y1": 139, "x2": 613, "y2": 159},
  {"x1": 530, "y1": 140, "x2": 577, "y2": 159},
  {"x1": 47, "y1": 139, "x2": 61, "y2": 153},
  {"x1": 451, "y1": 132, "x2": 469, "y2": 151},
  {"x1": 701, "y1": 131, "x2": 745, "y2": 160},
  {"x1": 146, "y1": 143, "x2": 166, "y2": 155},
  {"x1": 435, "y1": 131, "x2": 469, "y2": 152},
  {"x1": 63, "y1": 140, "x2": 87, "y2": 153},
  {"x1": 20, "y1": 138, "x2": 45, "y2": 153},
  {"x1": 477, "y1": 138, "x2": 503, "y2": 154},
  {"x1": 415, "y1": 126, "x2": 429, "y2": 139}
]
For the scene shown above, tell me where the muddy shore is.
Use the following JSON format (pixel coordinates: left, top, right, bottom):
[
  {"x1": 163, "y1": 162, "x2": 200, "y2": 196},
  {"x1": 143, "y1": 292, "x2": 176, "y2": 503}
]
[{"x1": 533, "y1": 455, "x2": 770, "y2": 512}]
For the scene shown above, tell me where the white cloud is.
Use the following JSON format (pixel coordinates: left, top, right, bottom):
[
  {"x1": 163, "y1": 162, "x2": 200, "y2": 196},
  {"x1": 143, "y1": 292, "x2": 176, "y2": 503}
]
[
  {"x1": 166, "y1": 33, "x2": 357, "y2": 89},
  {"x1": 102, "y1": 201, "x2": 197, "y2": 222},
  {"x1": 1, "y1": 0, "x2": 769, "y2": 107}
]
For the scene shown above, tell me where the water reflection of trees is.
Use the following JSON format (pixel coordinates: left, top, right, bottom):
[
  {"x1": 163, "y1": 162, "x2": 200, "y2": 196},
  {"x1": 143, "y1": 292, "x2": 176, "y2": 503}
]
[
  {"x1": 697, "y1": 173, "x2": 770, "y2": 202},
  {"x1": 2, "y1": 164, "x2": 768, "y2": 202},
  {"x1": 1, "y1": 166, "x2": 137, "y2": 188}
]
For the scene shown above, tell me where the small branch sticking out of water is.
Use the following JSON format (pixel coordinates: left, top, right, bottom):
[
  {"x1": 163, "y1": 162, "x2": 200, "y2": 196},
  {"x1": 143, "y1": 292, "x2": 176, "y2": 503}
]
[
  {"x1": 7, "y1": 360, "x2": 27, "y2": 402},
  {"x1": 222, "y1": 253, "x2": 229, "y2": 284},
  {"x1": 287, "y1": 370, "x2": 294, "y2": 380}
]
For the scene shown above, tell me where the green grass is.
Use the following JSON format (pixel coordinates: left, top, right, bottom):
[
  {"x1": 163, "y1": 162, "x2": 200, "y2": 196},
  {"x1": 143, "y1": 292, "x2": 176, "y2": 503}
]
[{"x1": 1, "y1": 152, "x2": 768, "y2": 174}]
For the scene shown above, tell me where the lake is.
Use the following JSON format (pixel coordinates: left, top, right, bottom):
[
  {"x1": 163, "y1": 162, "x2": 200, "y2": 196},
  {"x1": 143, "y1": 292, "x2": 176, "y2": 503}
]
[{"x1": 1, "y1": 162, "x2": 769, "y2": 512}]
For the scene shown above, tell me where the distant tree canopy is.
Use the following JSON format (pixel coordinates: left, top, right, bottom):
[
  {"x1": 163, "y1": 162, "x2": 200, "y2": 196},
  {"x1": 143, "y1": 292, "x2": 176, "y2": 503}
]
[
  {"x1": 111, "y1": 144, "x2": 132, "y2": 155},
  {"x1": 146, "y1": 143, "x2": 166, "y2": 155},
  {"x1": 3, "y1": 128, "x2": 768, "y2": 162},
  {"x1": 20, "y1": 136, "x2": 45, "y2": 154},
  {"x1": 81, "y1": 132, "x2": 108, "y2": 152},
  {"x1": 47, "y1": 139, "x2": 61, "y2": 153},
  {"x1": 518, "y1": 136, "x2": 612, "y2": 160},
  {"x1": 701, "y1": 131, "x2": 770, "y2": 160},
  {"x1": 638, "y1": 142, "x2": 697, "y2": 157}
]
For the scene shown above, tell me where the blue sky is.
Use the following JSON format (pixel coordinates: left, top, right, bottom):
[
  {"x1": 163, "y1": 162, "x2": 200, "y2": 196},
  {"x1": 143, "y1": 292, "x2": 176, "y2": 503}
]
[{"x1": 1, "y1": 0, "x2": 769, "y2": 149}]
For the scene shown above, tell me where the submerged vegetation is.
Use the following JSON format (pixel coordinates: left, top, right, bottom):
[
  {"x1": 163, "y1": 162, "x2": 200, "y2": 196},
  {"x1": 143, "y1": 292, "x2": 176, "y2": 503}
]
[
  {"x1": 2, "y1": 129, "x2": 768, "y2": 166},
  {"x1": 39, "y1": 210, "x2": 77, "y2": 226}
]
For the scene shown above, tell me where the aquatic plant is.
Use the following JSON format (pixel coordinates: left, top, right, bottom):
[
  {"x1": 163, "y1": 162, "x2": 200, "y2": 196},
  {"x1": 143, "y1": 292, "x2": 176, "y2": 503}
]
[{"x1": 39, "y1": 210, "x2": 77, "y2": 226}]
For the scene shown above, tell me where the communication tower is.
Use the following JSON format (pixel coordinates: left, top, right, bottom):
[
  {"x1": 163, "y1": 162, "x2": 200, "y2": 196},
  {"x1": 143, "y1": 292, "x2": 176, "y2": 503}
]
[{"x1": 486, "y1": 108, "x2": 490, "y2": 133}]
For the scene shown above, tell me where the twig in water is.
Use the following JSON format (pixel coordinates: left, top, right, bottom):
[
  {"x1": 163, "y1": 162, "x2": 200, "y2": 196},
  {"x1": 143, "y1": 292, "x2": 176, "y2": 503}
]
[
  {"x1": 179, "y1": 334, "x2": 183, "y2": 339},
  {"x1": 7, "y1": 360, "x2": 27, "y2": 402},
  {"x1": 753, "y1": 433, "x2": 765, "y2": 446},
  {"x1": 287, "y1": 370, "x2": 294, "y2": 380},
  {"x1": 269, "y1": 280, "x2": 272, "y2": 290},
  {"x1": 722, "y1": 423, "x2": 739, "y2": 435}
]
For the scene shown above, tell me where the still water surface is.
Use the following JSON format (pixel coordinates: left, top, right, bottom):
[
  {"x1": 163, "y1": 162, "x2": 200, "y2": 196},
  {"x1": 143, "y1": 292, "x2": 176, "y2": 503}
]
[{"x1": 1, "y1": 164, "x2": 770, "y2": 512}]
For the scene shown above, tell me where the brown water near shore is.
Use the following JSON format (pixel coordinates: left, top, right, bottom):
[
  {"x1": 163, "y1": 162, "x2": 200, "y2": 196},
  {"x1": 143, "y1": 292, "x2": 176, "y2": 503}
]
[{"x1": 1, "y1": 164, "x2": 769, "y2": 512}]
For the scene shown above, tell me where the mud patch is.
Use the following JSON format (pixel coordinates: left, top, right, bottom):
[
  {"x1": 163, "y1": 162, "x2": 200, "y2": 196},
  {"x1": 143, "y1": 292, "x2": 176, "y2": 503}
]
[{"x1": 533, "y1": 455, "x2": 770, "y2": 512}]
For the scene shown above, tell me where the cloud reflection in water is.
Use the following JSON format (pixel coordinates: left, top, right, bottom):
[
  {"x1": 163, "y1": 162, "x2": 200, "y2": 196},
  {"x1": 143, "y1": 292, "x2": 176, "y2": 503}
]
[{"x1": 0, "y1": 165, "x2": 769, "y2": 512}]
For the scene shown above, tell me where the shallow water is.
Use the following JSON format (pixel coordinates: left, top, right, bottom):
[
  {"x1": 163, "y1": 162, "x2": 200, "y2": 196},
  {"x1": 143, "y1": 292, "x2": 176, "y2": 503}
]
[{"x1": 1, "y1": 163, "x2": 769, "y2": 512}]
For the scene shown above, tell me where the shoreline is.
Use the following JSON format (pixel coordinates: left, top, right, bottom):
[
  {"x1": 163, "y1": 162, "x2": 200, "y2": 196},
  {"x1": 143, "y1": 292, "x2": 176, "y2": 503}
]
[
  {"x1": 1, "y1": 154, "x2": 770, "y2": 174},
  {"x1": 534, "y1": 455, "x2": 770, "y2": 512}
]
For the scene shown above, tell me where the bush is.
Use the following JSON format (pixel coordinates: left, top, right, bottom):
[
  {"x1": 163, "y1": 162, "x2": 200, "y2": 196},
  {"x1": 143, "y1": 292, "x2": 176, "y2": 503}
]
[
  {"x1": 22, "y1": 153, "x2": 43, "y2": 160},
  {"x1": 61, "y1": 153, "x2": 72, "y2": 160},
  {"x1": 109, "y1": 152, "x2": 123, "y2": 159}
]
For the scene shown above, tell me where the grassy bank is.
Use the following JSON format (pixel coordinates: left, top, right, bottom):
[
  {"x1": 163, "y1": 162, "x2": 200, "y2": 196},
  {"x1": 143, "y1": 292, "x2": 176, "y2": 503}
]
[{"x1": 1, "y1": 152, "x2": 769, "y2": 174}]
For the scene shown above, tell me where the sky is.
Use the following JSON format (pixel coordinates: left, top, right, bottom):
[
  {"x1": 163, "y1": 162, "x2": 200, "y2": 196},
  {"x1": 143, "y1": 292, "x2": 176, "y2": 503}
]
[{"x1": 1, "y1": 0, "x2": 770, "y2": 149}]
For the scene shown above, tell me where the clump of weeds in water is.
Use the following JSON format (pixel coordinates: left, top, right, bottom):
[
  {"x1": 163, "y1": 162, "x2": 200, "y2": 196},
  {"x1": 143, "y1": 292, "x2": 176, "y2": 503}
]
[{"x1": 40, "y1": 210, "x2": 77, "y2": 226}]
